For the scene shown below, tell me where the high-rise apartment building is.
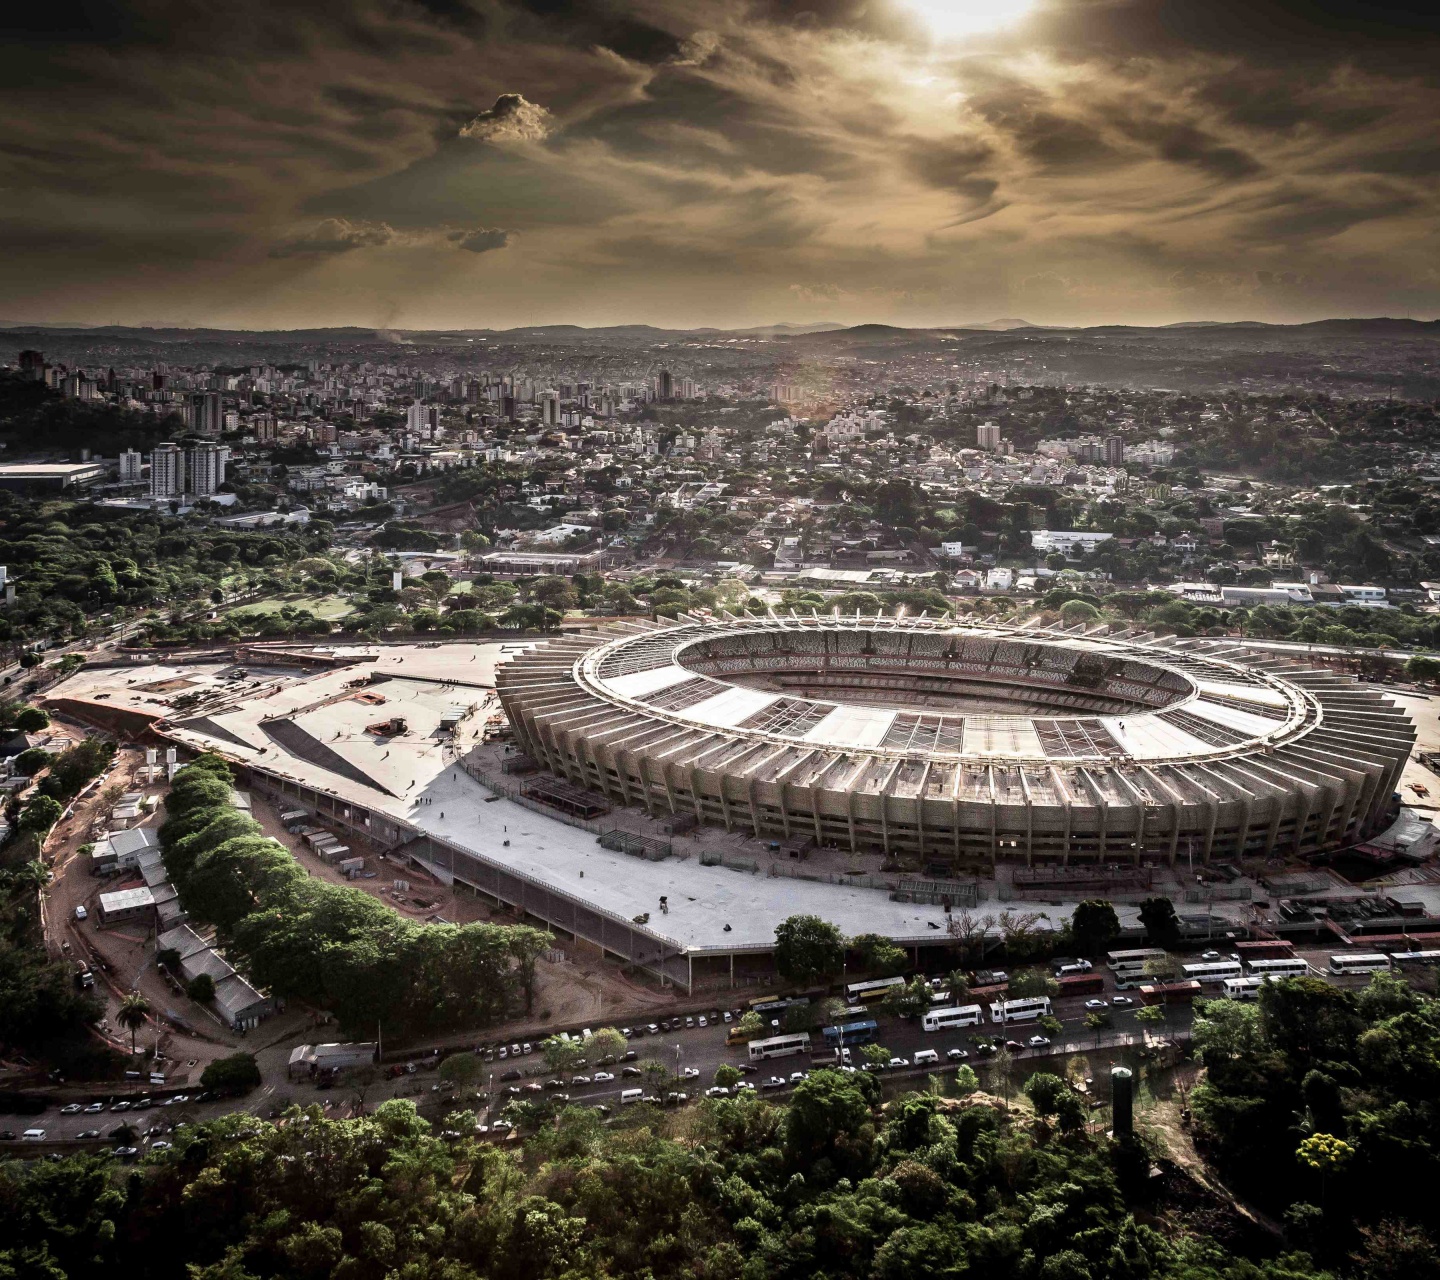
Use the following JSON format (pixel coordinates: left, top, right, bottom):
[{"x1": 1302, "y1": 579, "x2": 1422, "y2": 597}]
[
  {"x1": 118, "y1": 449, "x2": 143, "y2": 484},
  {"x1": 656, "y1": 369, "x2": 674, "y2": 400},
  {"x1": 185, "y1": 442, "x2": 226, "y2": 496},
  {"x1": 976, "y1": 422, "x2": 1002, "y2": 450},
  {"x1": 149, "y1": 443, "x2": 183, "y2": 498},
  {"x1": 1103, "y1": 435, "x2": 1125, "y2": 465}
]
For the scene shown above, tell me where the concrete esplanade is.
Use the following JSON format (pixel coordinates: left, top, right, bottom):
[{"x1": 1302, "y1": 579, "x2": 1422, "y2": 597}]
[{"x1": 498, "y1": 612, "x2": 1415, "y2": 868}]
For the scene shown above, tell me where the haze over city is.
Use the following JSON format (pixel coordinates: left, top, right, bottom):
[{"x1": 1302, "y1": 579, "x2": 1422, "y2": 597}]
[{"x1": 4, "y1": 0, "x2": 1440, "y2": 330}]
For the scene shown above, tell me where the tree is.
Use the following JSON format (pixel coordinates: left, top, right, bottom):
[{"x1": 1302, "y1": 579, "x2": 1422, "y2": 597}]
[
  {"x1": 1135, "y1": 1004, "x2": 1167, "y2": 1040},
  {"x1": 542, "y1": 1035, "x2": 586, "y2": 1077},
  {"x1": 200, "y1": 1052, "x2": 262, "y2": 1095},
  {"x1": 714, "y1": 1064, "x2": 742, "y2": 1089},
  {"x1": 1008, "y1": 968, "x2": 1059, "y2": 1000},
  {"x1": 1404, "y1": 655, "x2": 1440, "y2": 685},
  {"x1": 186, "y1": 973, "x2": 216, "y2": 1003},
  {"x1": 438, "y1": 1053, "x2": 482, "y2": 1089},
  {"x1": 13, "y1": 747, "x2": 50, "y2": 776},
  {"x1": 12, "y1": 706, "x2": 49, "y2": 732},
  {"x1": 18, "y1": 793, "x2": 63, "y2": 835},
  {"x1": 850, "y1": 932, "x2": 907, "y2": 976},
  {"x1": 774, "y1": 914, "x2": 844, "y2": 985},
  {"x1": 861, "y1": 1042, "x2": 892, "y2": 1069},
  {"x1": 735, "y1": 1010, "x2": 766, "y2": 1041},
  {"x1": 1297, "y1": 1131, "x2": 1354, "y2": 1211},
  {"x1": 1069, "y1": 899, "x2": 1120, "y2": 954},
  {"x1": 507, "y1": 927, "x2": 553, "y2": 1014},
  {"x1": 991, "y1": 1044, "x2": 1015, "y2": 1104},
  {"x1": 954, "y1": 1064, "x2": 979, "y2": 1095},
  {"x1": 1059, "y1": 599, "x2": 1100, "y2": 625},
  {"x1": 1352, "y1": 1219, "x2": 1440, "y2": 1280},
  {"x1": 117, "y1": 991, "x2": 150, "y2": 1056},
  {"x1": 945, "y1": 969, "x2": 971, "y2": 1003},
  {"x1": 1138, "y1": 897, "x2": 1180, "y2": 948},
  {"x1": 1023, "y1": 1071, "x2": 1067, "y2": 1118},
  {"x1": 1084, "y1": 1009, "x2": 1111, "y2": 1046},
  {"x1": 586, "y1": 1027, "x2": 627, "y2": 1063}
]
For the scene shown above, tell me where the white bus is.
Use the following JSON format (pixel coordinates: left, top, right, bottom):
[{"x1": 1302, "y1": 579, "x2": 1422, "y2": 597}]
[
  {"x1": 845, "y1": 976, "x2": 906, "y2": 1005},
  {"x1": 1182, "y1": 960, "x2": 1244, "y2": 984},
  {"x1": 748, "y1": 1032, "x2": 813, "y2": 1062},
  {"x1": 1221, "y1": 976, "x2": 1267, "y2": 1001},
  {"x1": 1328, "y1": 953, "x2": 1392, "y2": 976},
  {"x1": 1389, "y1": 950, "x2": 1440, "y2": 967},
  {"x1": 1106, "y1": 948, "x2": 1168, "y2": 974},
  {"x1": 1244, "y1": 958, "x2": 1309, "y2": 980},
  {"x1": 922, "y1": 1004, "x2": 985, "y2": 1032},
  {"x1": 989, "y1": 996, "x2": 1052, "y2": 1025}
]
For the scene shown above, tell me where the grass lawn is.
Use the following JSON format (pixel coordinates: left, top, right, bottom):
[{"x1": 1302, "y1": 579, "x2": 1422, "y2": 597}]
[{"x1": 226, "y1": 592, "x2": 356, "y2": 622}]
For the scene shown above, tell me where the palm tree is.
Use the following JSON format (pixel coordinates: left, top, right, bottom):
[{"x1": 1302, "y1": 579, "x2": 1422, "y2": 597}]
[{"x1": 117, "y1": 992, "x2": 151, "y2": 1057}]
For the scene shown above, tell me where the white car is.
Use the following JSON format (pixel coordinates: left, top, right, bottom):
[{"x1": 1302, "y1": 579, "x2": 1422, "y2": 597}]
[
  {"x1": 1028, "y1": 1035, "x2": 1052, "y2": 1048},
  {"x1": 789, "y1": 1071, "x2": 806, "y2": 1084},
  {"x1": 734, "y1": 1081, "x2": 755, "y2": 1093},
  {"x1": 74, "y1": 905, "x2": 88, "y2": 921},
  {"x1": 945, "y1": 1048, "x2": 969, "y2": 1062},
  {"x1": 1084, "y1": 999, "x2": 1108, "y2": 1010},
  {"x1": 60, "y1": 1104, "x2": 82, "y2": 1115},
  {"x1": 570, "y1": 1075, "x2": 591, "y2": 1086},
  {"x1": 697, "y1": 1016, "x2": 707, "y2": 1027},
  {"x1": 722, "y1": 1012, "x2": 732, "y2": 1023},
  {"x1": 1112, "y1": 995, "x2": 1134, "y2": 1007},
  {"x1": 888, "y1": 1057, "x2": 908, "y2": 1070},
  {"x1": 705, "y1": 1085, "x2": 731, "y2": 1098},
  {"x1": 592, "y1": 1071, "x2": 615, "y2": 1083}
]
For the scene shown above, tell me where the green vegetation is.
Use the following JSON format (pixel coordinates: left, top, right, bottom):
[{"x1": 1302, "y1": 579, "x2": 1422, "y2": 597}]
[
  {"x1": 774, "y1": 913, "x2": 846, "y2": 984},
  {"x1": 198, "y1": 1051, "x2": 262, "y2": 1095},
  {"x1": 1192, "y1": 972, "x2": 1440, "y2": 1266},
  {"x1": 159, "y1": 756, "x2": 553, "y2": 1040},
  {"x1": 0, "y1": 1070, "x2": 1353, "y2": 1280}
]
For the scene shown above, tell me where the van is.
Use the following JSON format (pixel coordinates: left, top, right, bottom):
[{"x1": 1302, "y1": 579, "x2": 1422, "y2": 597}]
[
  {"x1": 21, "y1": 1129, "x2": 45, "y2": 1141},
  {"x1": 620, "y1": 1089, "x2": 643, "y2": 1106},
  {"x1": 913, "y1": 1049, "x2": 940, "y2": 1066}
]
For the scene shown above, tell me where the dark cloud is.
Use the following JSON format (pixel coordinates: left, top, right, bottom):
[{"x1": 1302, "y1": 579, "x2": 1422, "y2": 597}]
[
  {"x1": 270, "y1": 218, "x2": 395, "y2": 257},
  {"x1": 454, "y1": 227, "x2": 511, "y2": 252},
  {"x1": 0, "y1": 0, "x2": 1436, "y2": 327}
]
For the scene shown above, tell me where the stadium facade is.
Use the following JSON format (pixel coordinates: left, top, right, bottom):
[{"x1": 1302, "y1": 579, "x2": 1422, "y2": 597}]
[{"x1": 498, "y1": 614, "x2": 1414, "y2": 867}]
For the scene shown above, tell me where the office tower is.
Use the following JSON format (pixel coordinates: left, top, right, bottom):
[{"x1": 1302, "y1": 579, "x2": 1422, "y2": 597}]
[
  {"x1": 185, "y1": 441, "x2": 226, "y2": 496},
  {"x1": 976, "y1": 422, "x2": 1002, "y2": 450},
  {"x1": 656, "y1": 369, "x2": 674, "y2": 400},
  {"x1": 150, "y1": 443, "x2": 183, "y2": 498},
  {"x1": 118, "y1": 449, "x2": 143, "y2": 484},
  {"x1": 1104, "y1": 435, "x2": 1125, "y2": 465},
  {"x1": 539, "y1": 390, "x2": 560, "y2": 425},
  {"x1": 18, "y1": 350, "x2": 44, "y2": 380},
  {"x1": 406, "y1": 401, "x2": 428, "y2": 434}
]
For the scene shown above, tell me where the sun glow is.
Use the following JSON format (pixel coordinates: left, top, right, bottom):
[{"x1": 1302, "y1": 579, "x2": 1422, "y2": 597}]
[{"x1": 904, "y1": 0, "x2": 1037, "y2": 40}]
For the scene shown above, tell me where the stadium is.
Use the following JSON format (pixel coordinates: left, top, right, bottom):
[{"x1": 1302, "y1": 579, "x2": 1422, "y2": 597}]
[{"x1": 498, "y1": 612, "x2": 1415, "y2": 868}]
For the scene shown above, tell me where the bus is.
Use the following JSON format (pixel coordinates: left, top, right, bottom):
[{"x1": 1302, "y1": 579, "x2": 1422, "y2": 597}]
[
  {"x1": 1139, "y1": 980, "x2": 1201, "y2": 1006},
  {"x1": 748, "y1": 1032, "x2": 813, "y2": 1062},
  {"x1": 1221, "y1": 976, "x2": 1267, "y2": 1000},
  {"x1": 922, "y1": 1004, "x2": 984, "y2": 1032},
  {"x1": 822, "y1": 1020, "x2": 878, "y2": 1048},
  {"x1": 1389, "y1": 950, "x2": 1440, "y2": 967},
  {"x1": 1244, "y1": 958, "x2": 1309, "y2": 980},
  {"x1": 1328, "y1": 953, "x2": 1392, "y2": 976},
  {"x1": 1182, "y1": 960, "x2": 1244, "y2": 984},
  {"x1": 751, "y1": 996, "x2": 811, "y2": 1018},
  {"x1": 989, "y1": 996, "x2": 1052, "y2": 1025},
  {"x1": 845, "y1": 976, "x2": 906, "y2": 1005},
  {"x1": 1106, "y1": 948, "x2": 1168, "y2": 974},
  {"x1": 1056, "y1": 973, "x2": 1105, "y2": 998}
]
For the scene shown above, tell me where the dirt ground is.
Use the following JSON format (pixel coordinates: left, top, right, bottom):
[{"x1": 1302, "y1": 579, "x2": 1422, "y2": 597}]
[{"x1": 38, "y1": 735, "x2": 245, "y2": 1083}]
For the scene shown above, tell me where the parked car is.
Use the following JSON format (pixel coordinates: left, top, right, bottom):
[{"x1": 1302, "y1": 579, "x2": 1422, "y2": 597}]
[
  {"x1": 110, "y1": 1102, "x2": 130, "y2": 1112},
  {"x1": 150, "y1": 1141, "x2": 173, "y2": 1152},
  {"x1": 621, "y1": 1066, "x2": 642, "y2": 1077},
  {"x1": 499, "y1": 1069, "x2": 521, "y2": 1082},
  {"x1": 592, "y1": 1071, "x2": 615, "y2": 1083},
  {"x1": 1028, "y1": 1035, "x2": 1052, "y2": 1048},
  {"x1": 887, "y1": 1057, "x2": 908, "y2": 1069},
  {"x1": 60, "y1": 1104, "x2": 82, "y2": 1115},
  {"x1": 74, "y1": 905, "x2": 87, "y2": 921},
  {"x1": 762, "y1": 1076, "x2": 786, "y2": 1090},
  {"x1": 77, "y1": 1129, "x2": 100, "y2": 1140},
  {"x1": 705, "y1": 1086, "x2": 731, "y2": 1098},
  {"x1": 789, "y1": 1071, "x2": 806, "y2": 1085},
  {"x1": 114, "y1": 1146, "x2": 139, "y2": 1160},
  {"x1": 84, "y1": 1102, "x2": 104, "y2": 1114},
  {"x1": 1084, "y1": 999, "x2": 1108, "y2": 1010},
  {"x1": 945, "y1": 1048, "x2": 969, "y2": 1062},
  {"x1": 1112, "y1": 995, "x2": 1134, "y2": 1007},
  {"x1": 681, "y1": 1067, "x2": 699, "y2": 1080},
  {"x1": 570, "y1": 1075, "x2": 591, "y2": 1086}
]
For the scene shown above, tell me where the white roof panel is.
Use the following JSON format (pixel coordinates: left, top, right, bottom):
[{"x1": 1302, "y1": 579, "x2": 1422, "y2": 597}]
[
  {"x1": 605, "y1": 664, "x2": 693, "y2": 699},
  {"x1": 804, "y1": 705, "x2": 897, "y2": 749},
  {"x1": 684, "y1": 686, "x2": 779, "y2": 729}
]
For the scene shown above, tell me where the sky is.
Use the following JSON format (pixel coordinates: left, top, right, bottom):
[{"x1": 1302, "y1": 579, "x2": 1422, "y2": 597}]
[{"x1": 2, "y1": 0, "x2": 1438, "y2": 331}]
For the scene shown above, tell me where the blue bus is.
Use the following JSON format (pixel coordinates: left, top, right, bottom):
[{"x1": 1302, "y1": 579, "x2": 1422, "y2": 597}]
[{"x1": 822, "y1": 1019, "x2": 878, "y2": 1048}]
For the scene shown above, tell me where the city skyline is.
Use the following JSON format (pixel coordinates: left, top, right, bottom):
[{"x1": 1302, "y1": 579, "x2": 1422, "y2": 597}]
[{"x1": 3, "y1": 0, "x2": 1438, "y2": 331}]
